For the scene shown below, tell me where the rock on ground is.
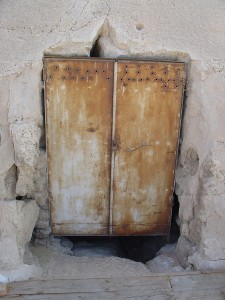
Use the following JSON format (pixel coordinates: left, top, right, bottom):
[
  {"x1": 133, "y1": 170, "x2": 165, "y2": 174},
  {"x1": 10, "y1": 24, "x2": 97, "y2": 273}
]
[
  {"x1": 146, "y1": 244, "x2": 187, "y2": 273},
  {"x1": 0, "y1": 199, "x2": 39, "y2": 267}
]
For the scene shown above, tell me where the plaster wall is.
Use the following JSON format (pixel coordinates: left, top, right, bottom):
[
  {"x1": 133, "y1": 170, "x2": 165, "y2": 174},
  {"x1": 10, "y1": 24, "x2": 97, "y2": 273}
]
[{"x1": 0, "y1": 0, "x2": 225, "y2": 275}]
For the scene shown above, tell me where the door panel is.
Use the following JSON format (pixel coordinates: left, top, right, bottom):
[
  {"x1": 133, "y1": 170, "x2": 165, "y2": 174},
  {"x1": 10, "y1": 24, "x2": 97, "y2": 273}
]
[
  {"x1": 112, "y1": 61, "x2": 185, "y2": 235},
  {"x1": 45, "y1": 58, "x2": 185, "y2": 236},
  {"x1": 45, "y1": 58, "x2": 114, "y2": 235}
]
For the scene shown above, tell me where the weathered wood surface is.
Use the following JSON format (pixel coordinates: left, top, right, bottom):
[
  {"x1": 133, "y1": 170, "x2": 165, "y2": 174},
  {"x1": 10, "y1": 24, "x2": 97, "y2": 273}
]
[
  {"x1": 113, "y1": 61, "x2": 185, "y2": 236},
  {"x1": 2, "y1": 271, "x2": 225, "y2": 299},
  {"x1": 44, "y1": 58, "x2": 185, "y2": 237},
  {"x1": 45, "y1": 58, "x2": 114, "y2": 236}
]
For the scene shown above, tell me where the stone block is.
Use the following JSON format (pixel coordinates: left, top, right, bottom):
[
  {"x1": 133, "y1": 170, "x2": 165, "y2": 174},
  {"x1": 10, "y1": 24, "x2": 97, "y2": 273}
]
[
  {"x1": 0, "y1": 200, "x2": 39, "y2": 267},
  {"x1": 176, "y1": 236, "x2": 196, "y2": 268},
  {"x1": 8, "y1": 63, "x2": 43, "y2": 125},
  {"x1": 0, "y1": 78, "x2": 9, "y2": 126},
  {"x1": 11, "y1": 123, "x2": 41, "y2": 168}
]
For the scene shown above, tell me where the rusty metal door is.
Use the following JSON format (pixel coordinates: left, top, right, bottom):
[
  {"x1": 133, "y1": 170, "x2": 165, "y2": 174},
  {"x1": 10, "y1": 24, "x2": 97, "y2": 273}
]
[
  {"x1": 44, "y1": 58, "x2": 114, "y2": 235},
  {"x1": 44, "y1": 58, "x2": 185, "y2": 236},
  {"x1": 111, "y1": 61, "x2": 185, "y2": 236}
]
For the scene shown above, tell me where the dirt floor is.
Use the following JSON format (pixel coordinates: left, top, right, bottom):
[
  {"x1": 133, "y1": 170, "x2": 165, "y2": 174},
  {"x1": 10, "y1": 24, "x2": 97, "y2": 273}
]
[{"x1": 30, "y1": 237, "x2": 152, "y2": 280}]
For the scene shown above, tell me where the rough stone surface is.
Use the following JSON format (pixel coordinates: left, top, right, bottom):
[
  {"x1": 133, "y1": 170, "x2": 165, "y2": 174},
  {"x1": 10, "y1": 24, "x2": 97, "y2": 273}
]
[
  {"x1": 0, "y1": 0, "x2": 225, "y2": 275},
  {"x1": 146, "y1": 244, "x2": 186, "y2": 273},
  {"x1": 176, "y1": 236, "x2": 196, "y2": 268},
  {"x1": 0, "y1": 200, "x2": 39, "y2": 267},
  {"x1": 60, "y1": 237, "x2": 74, "y2": 250},
  {"x1": 0, "y1": 264, "x2": 41, "y2": 283}
]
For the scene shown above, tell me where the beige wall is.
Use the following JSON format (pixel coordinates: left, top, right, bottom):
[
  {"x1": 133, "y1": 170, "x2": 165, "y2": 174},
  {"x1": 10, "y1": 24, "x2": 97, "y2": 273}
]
[{"x1": 1, "y1": 0, "x2": 225, "y2": 272}]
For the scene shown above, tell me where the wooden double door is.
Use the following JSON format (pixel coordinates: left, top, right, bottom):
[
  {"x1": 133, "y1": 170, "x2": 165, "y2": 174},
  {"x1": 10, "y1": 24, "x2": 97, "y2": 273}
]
[{"x1": 44, "y1": 58, "x2": 185, "y2": 236}]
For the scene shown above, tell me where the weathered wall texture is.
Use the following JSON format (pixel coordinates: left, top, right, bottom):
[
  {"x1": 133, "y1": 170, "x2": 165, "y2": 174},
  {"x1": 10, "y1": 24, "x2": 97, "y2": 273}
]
[{"x1": 0, "y1": 0, "x2": 225, "y2": 273}]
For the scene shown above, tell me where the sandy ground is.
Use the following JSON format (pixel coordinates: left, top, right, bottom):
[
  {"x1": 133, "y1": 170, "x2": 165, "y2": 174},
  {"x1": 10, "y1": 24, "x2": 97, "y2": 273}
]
[
  {"x1": 30, "y1": 238, "x2": 151, "y2": 280},
  {"x1": 0, "y1": 238, "x2": 186, "y2": 283}
]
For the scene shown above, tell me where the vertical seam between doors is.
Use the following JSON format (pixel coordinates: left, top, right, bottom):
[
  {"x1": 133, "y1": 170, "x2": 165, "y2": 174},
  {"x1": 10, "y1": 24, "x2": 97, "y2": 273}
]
[{"x1": 109, "y1": 61, "x2": 118, "y2": 235}]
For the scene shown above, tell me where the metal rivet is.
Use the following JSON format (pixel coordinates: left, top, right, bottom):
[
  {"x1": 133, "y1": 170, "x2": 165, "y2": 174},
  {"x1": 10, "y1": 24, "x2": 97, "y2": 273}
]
[
  {"x1": 86, "y1": 70, "x2": 89, "y2": 73},
  {"x1": 81, "y1": 76, "x2": 85, "y2": 80},
  {"x1": 120, "y1": 78, "x2": 123, "y2": 81},
  {"x1": 67, "y1": 66, "x2": 70, "y2": 71},
  {"x1": 137, "y1": 71, "x2": 140, "y2": 74},
  {"x1": 71, "y1": 76, "x2": 75, "y2": 80},
  {"x1": 155, "y1": 78, "x2": 158, "y2": 81},
  {"x1": 107, "y1": 77, "x2": 110, "y2": 80},
  {"x1": 95, "y1": 70, "x2": 98, "y2": 73},
  {"x1": 146, "y1": 77, "x2": 150, "y2": 81},
  {"x1": 151, "y1": 72, "x2": 154, "y2": 75},
  {"x1": 103, "y1": 70, "x2": 105, "y2": 73},
  {"x1": 54, "y1": 65, "x2": 58, "y2": 70}
]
